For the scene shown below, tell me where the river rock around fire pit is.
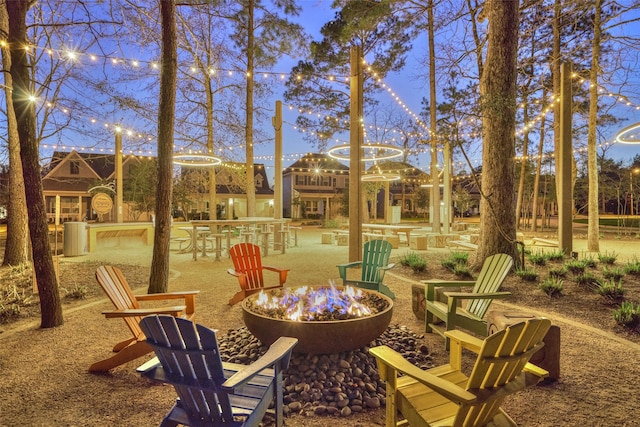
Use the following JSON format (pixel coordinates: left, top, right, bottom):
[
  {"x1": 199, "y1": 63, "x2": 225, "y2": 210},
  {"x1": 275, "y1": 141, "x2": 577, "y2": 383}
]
[
  {"x1": 217, "y1": 325, "x2": 432, "y2": 418},
  {"x1": 241, "y1": 285, "x2": 393, "y2": 354}
]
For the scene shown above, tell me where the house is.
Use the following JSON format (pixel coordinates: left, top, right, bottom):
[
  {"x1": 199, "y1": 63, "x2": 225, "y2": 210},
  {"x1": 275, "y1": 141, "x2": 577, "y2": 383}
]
[
  {"x1": 282, "y1": 153, "x2": 349, "y2": 219},
  {"x1": 41, "y1": 150, "x2": 274, "y2": 222}
]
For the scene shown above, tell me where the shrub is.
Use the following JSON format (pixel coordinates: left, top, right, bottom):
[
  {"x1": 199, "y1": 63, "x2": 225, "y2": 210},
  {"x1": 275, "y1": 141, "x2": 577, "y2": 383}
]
[
  {"x1": 539, "y1": 277, "x2": 563, "y2": 297},
  {"x1": 602, "y1": 266, "x2": 625, "y2": 282},
  {"x1": 399, "y1": 252, "x2": 422, "y2": 267},
  {"x1": 64, "y1": 284, "x2": 88, "y2": 300},
  {"x1": 528, "y1": 253, "x2": 547, "y2": 266},
  {"x1": 597, "y1": 279, "x2": 625, "y2": 304},
  {"x1": 548, "y1": 266, "x2": 568, "y2": 278},
  {"x1": 546, "y1": 250, "x2": 565, "y2": 262},
  {"x1": 410, "y1": 257, "x2": 428, "y2": 273},
  {"x1": 574, "y1": 272, "x2": 602, "y2": 290},
  {"x1": 441, "y1": 253, "x2": 467, "y2": 273},
  {"x1": 322, "y1": 219, "x2": 340, "y2": 229},
  {"x1": 624, "y1": 260, "x2": 640, "y2": 276},
  {"x1": 565, "y1": 259, "x2": 587, "y2": 275},
  {"x1": 449, "y1": 252, "x2": 469, "y2": 265},
  {"x1": 582, "y1": 255, "x2": 597, "y2": 268},
  {"x1": 0, "y1": 303, "x2": 21, "y2": 323},
  {"x1": 598, "y1": 251, "x2": 618, "y2": 265},
  {"x1": 515, "y1": 268, "x2": 538, "y2": 282},
  {"x1": 452, "y1": 264, "x2": 472, "y2": 278},
  {"x1": 612, "y1": 301, "x2": 640, "y2": 328}
]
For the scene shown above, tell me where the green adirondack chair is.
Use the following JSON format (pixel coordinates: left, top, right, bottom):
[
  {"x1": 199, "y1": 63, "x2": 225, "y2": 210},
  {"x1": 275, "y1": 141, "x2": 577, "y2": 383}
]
[
  {"x1": 423, "y1": 253, "x2": 513, "y2": 349},
  {"x1": 336, "y1": 239, "x2": 396, "y2": 299}
]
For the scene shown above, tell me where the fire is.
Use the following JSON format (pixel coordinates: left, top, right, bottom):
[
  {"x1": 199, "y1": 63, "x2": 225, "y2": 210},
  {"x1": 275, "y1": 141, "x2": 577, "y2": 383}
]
[{"x1": 253, "y1": 281, "x2": 373, "y2": 321}]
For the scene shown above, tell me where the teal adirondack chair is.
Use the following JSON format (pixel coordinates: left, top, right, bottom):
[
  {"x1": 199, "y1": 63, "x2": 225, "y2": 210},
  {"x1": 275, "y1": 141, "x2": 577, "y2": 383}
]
[
  {"x1": 336, "y1": 239, "x2": 396, "y2": 299},
  {"x1": 423, "y1": 253, "x2": 513, "y2": 349}
]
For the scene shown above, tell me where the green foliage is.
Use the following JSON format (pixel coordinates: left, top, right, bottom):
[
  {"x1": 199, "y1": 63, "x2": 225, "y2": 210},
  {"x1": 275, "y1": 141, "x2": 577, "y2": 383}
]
[
  {"x1": 574, "y1": 272, "x2": 602, "y2": 290},
  {"x1": 399, "y1": 251, "x2": 421, "y2": 267},
  {"x1": 546, "y1": 250, "x2": 565, "y2": 261},
  {"x1": 597, "y1": 279, "x2": 625, "y2": 304},
  {"x1": 548, "y1": 266, "x2": 568, "y2": 278},
  {"x1": 0, "y1": 303, "x2": 21, "y2": 323},
  {"x1": 581, "y1": 255, "x2": 597, "y2": 268},
  {"x1": 624, "y1": 260, "x2": 640, "y2": 276},
  {"x1": 452, "y1": 264, "x2": 472, "y2": 278},
  {"x1": 597, "y1": 251, "x2": 618, "y2": 265},
  {"x1": 441, "y1": 252, "x2": 468, "y2": 273},
  {"x1": 565, "y1": 259, "x2": 587, "y2": 275},
  {"x1": 612, "y1": 301, "x2": 640, "y2": 328},
  {"x1": 323, "y1": 219, "x2": 340, "y2": 229},
  {"x1": 64, "y1": 284, "x2": 88, "y2": 300},
  {"x1": 450, "y1": 252, "x2": 469, "y2": 265},
  {"x1": 410, "y1": 257, "x2": 428, "y2": 273},
  {"x1": 602, "y1": 266, "x2": 625, "y2": 282},
  {"x1": 515, "y1": 267, "x2": 538, "y2": 282},
  {"x1": 539, "y1": 277, "x2": 563, "y2": 297},
  {"x1": 527, "y1": 253, "x2": 547, "y2": 266}
]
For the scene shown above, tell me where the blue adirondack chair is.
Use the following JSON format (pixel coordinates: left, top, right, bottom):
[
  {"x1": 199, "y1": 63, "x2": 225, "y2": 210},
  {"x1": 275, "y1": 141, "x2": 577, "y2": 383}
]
[
  {"x1": 138, "y1": 314, "x2": 297, "y2": 427},
  {"x1": 336, "y1": 239, "x2": 396, "y2": 299}
]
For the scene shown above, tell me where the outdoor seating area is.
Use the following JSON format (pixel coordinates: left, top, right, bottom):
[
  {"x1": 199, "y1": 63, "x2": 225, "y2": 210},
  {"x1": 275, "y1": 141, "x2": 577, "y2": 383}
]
[{"x1": 3, "y1": 225, "x2": 640, "y2": 426}]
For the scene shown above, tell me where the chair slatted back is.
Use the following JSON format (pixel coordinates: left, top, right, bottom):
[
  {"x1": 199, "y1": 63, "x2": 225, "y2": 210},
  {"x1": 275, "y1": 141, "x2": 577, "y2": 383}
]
[
  {"x1": 95, "y1": 265, "x2": 143, "y2": 339},
  {"x1": 466, "y1": 253, "x2": 513, "y2": 318},
  {"x1": 229, "y1": 243, "x2": 265, "y2": 291},
  {"x1": 361, "y1": 240, "x2": 392, "y2": 283},
  {"x1": 460, "y1": 318, "x2": 551, "y2": 426},
  {"x1": 139, "y1": 315, "x2": 232, "y2": 425}
]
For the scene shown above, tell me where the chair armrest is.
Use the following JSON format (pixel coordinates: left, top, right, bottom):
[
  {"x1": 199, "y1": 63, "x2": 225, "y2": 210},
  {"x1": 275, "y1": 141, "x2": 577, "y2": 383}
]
[
  {"x1": 227, "y1": 269, "x2": 248, "y2": 289},
  {"x1": 102, "y1": 306, "x2": 186, "y2": 318},
  {"x1": 263, "y1": 266, "x2": 289, "y2": 285},
  {"x1": 445, "y1": 329, "x2": 483, "y2": 354},
  {"x1": 336, "y1": 261, "x2": 362, "y2": 280},
  {"x1": 423, "y1": 279, "x2": 476, "y2": 289},
  {"x1": 377, "y1": 263, "x2": 396, "y2": 282},
  {"x1": 445, "y1": 291, "x2": 511, "y2": 302},
  {"x1": 223, "y1": 337, "x2": 298, "y2": 391},
  {"x1": 370, "y1": 345, "x2": 477, "y2": 405},
  {"x1": 135, "y1": 291, "x2": 198, "y2": 316}
]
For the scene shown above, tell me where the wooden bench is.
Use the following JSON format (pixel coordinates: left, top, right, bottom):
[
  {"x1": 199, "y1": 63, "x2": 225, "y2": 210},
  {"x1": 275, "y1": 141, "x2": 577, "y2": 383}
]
[
  {"x1": 532, "y1": 237, "x2": 559, "y2": 247},
  {"x1": 87, "y1": 223, "x2": 154, "y2": 252},
  {"x1": 448, "y1": 240, "x2": 478, "y2": 251}
]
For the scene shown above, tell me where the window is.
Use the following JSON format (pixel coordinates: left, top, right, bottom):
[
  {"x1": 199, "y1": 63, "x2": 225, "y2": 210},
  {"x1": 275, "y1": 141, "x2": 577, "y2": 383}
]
[{"x1": 70, "y1": 160, "x2": 80, "y2": 175}]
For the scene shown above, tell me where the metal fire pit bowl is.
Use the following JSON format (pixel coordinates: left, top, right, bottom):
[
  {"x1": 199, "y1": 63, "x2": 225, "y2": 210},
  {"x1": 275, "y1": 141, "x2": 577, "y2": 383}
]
[{"x1": 241, "y1": 287, "x2": 393, "y2": 354}]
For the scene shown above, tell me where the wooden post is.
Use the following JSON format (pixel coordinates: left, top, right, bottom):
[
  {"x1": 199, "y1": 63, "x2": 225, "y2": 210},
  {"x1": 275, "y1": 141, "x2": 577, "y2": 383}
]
[
  {"x1": 442, "y1": 140, "x2": 451, "y2": 234},
  {"x1": 115, "y1": 132, "x2": 123, "y2": 223},
  {"x1": 558, "y1": 62, "x2": 573, "y2": 254},
  {"x1": 273, "y1": 100, "x2": 283, "y2": 249},
  {"x1": 349, "y1": 46, "x2": 364, "y2": 262}
]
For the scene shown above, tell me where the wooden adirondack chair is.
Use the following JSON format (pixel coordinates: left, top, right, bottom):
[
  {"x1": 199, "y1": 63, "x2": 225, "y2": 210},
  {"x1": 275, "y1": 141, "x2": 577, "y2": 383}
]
[
  {"x1": 227, "y1": 243, "x2": 289, "y2": 305},
  {"x1": 89, "y1": 265, "x2": 199, "y2": 373},
  {"x1": 370, "y1": 318, "x2": 552, "y2": 427},
  {"x1": 336, "y1": 239, "x2": 396, "y2": 299},
  {"x1": 423, "y1": 253, "x2": 513, "y2": 349},
  {"x1": 138, "y1": 314, "x2": 298, "y2": 427}
]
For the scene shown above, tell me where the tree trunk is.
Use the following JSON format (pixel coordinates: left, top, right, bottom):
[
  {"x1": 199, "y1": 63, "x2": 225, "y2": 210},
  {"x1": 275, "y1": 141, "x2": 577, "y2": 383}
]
[
  {"x1": 516, "y1": 107, "x2": 529, "y2": 229},
  {"x1": 206, "y1": 76, "x2": 217, "y2": 220},
  {"x1": 587, "y1": 0, "x2": 601, "y2": 252},
  {"x1": 531, "y1": 91, "x2": 548, "y2": 232},
  {"x1": 552, "y1": 0, "x2": 561, "y2": 206},
  {"x1": 427, "y1": 0, "x2": 440, "y2": 233},
  {"x1": 477, "y1": 0, "x2": 520, "y2": 265},
  {"x1": 245, "y1": 0, "x2": 256, "y2": 217},
  {"x1": 148, "y1": 0, "x2": 177, "y2": 294},
  {"x1": 7, "y1": 0, "x2": 63, "y2": 328},
  {"x1": 0, "y1": 0, "x2": 29, "y2": 266}
]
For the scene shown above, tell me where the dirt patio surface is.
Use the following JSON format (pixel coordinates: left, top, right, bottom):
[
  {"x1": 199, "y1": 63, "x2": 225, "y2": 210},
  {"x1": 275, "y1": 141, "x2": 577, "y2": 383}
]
[{"x1": 1, "y1": 225, "x2": 640, "y2": 426}]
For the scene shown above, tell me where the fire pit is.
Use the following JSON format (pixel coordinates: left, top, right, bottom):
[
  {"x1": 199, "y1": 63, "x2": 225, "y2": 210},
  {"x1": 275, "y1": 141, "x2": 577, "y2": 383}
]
[{"x1": 241, "y1": 284, "x2": 393, "y2": 354}]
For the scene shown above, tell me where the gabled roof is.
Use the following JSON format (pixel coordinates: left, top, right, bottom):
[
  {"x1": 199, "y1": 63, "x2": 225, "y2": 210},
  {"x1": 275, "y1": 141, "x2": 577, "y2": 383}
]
[
  {"x1": 366, "y1": 160, "x2": 430, "y2": 181},
  {"x1": 43, "y1": 150, "x2": 115, "y2": 179},
  {"x1": 284, "y1": 153, "x2": 349, "y2": 175}
]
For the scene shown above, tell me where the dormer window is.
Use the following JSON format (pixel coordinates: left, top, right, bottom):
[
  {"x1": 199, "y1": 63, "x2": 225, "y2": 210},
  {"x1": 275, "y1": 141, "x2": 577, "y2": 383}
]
[{"x1": 255, "y1": 174, "x2": 264, "y2": 187}]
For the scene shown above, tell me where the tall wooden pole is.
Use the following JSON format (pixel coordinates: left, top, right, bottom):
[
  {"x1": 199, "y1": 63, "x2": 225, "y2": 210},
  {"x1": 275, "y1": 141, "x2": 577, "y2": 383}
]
[
  {"x1": 349, "y1": 46, "x2": 364, "y2": 262},
  {"x1": 115, "y1": 132, "x2": 123, "y2": 223},
  {"x1": 558, "y1": 62, "x2": 573, "y2": 254},
  {"x1": 273, "y1": 101, "x2": 283, "y2": 248}
]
